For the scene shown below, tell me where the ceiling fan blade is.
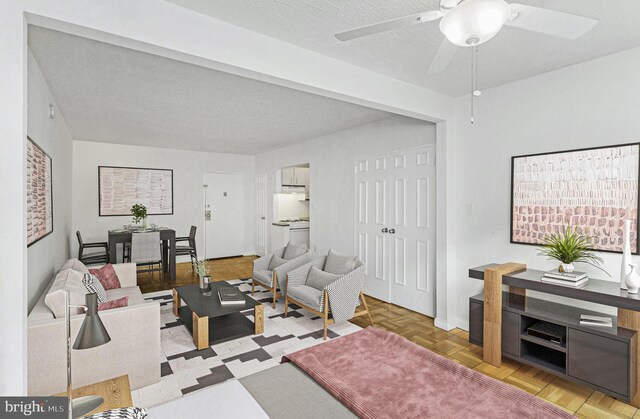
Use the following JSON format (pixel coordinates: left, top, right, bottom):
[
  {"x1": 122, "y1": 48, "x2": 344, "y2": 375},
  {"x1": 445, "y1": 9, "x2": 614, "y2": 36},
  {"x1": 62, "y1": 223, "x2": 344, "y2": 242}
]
[
  {"x1": 335, "y1": 10, "x2": 442, "y2": 42},
  {"x1": 427, "y1": 38, "x2": 458, "y2": 74},
  {"x1": 505, "y1": 4, "x2": 599, "y2": 40}
]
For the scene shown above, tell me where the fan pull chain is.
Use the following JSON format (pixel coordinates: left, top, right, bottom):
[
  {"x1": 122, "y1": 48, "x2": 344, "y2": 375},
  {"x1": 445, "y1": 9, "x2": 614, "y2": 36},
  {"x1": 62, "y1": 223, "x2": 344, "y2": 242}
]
[{"x1": 470, "y1": 45, "x2": 480, "y2": 124}]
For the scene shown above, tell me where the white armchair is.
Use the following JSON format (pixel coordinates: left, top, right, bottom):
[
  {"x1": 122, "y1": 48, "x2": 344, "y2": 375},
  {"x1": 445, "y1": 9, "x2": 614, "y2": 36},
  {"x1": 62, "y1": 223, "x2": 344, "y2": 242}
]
[
  {"x1": 252, "y1": 243, "x2": 317, "y2": 308},
  {"x1": 285, "y1": 250, "x2": 373, "y2": 340}
]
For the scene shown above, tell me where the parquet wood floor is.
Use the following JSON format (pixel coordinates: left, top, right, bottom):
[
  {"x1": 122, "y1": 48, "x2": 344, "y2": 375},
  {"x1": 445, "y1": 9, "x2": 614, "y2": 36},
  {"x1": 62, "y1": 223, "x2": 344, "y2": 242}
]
[{"x1": 139, "y1": 256, "x2": 639, "y2": 418}]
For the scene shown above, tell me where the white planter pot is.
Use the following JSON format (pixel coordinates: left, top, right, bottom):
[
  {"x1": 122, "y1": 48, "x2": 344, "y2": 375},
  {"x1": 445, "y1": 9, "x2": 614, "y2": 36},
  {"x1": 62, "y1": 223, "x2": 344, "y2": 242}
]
[{"x1": 559, "y1": 263, "x2": 575, "y2": 273}]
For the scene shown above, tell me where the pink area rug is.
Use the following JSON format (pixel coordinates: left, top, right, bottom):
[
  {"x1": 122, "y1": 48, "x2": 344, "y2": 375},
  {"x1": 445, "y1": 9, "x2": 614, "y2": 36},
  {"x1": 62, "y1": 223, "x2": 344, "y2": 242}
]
[{"x1": 283, "y1": 327, "x2": 574, "y2": 419}]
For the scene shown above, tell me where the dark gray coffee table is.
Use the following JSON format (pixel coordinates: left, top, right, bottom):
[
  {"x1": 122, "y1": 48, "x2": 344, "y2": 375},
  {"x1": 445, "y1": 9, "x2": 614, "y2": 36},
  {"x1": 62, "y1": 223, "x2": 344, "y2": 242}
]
[{"x1": 173, "y1": 283, "x2": 264, "y2": 350}]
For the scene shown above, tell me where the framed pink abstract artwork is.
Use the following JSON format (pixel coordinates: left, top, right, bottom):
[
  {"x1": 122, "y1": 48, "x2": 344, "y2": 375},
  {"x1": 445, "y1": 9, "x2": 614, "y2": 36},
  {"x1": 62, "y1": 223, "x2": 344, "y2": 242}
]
[
  {"x1": 26, "y1": 136, "x2": 53, "y2": 247},
  {"x1": 511, "y1": 143, "x2": 640, "y2": 253}
]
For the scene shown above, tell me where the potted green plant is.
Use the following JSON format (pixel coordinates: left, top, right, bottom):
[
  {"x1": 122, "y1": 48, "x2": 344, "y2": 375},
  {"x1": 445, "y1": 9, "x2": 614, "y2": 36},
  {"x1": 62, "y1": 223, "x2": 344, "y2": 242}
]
[
  {"x1": 130, "y1": 204, "x2": 148, "y2": 229},
  {"x1": 538, "y1": 225, "x2": 608, "y2": 275},
  {"x1": 194, "y1": 259, "x2": 212, "y2": 295}
]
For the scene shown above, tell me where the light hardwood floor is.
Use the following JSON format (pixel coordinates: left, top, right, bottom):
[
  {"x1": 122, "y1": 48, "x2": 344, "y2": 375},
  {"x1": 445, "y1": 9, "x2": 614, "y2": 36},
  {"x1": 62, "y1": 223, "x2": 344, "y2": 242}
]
[
  {"x1": 137, "y1": 256, "x2": 256, "y2": 293},
  {"x1": 140, "y1": 256, "x2": 638, "y2": 418}
]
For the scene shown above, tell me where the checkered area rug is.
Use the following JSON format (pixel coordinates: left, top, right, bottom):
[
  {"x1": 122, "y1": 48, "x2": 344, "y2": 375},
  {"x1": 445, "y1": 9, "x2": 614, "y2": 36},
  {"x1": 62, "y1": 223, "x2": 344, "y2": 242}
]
[{"x1": 131, "y1": 278, "x2": 362, "y2": 408}]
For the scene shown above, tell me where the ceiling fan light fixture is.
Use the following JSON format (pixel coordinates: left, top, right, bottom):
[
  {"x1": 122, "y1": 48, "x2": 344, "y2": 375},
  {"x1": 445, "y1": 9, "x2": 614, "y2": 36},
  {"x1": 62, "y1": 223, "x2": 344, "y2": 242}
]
[{"x1": 440, "y1": 0, "x2": 511, "y2": 47}]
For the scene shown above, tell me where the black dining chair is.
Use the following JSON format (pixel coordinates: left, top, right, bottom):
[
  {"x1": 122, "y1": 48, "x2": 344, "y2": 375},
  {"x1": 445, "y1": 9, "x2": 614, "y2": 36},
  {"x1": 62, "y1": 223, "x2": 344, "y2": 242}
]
[
  {"x1": 175, "y1": 226, "x2": 198, "y2": 268},
  {"x1": 76, "y1": 231, "x2": 110, "y2": 266},
  {"x1": 123, "y1": 242, "x2": 131, "y2": 263}
]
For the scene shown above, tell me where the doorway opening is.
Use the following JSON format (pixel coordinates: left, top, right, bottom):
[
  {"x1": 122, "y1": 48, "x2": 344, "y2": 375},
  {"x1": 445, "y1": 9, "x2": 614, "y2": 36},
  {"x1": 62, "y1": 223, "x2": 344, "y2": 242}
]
[{"x1": 270, "y1": 163, "x2": 310, "y2": 252}]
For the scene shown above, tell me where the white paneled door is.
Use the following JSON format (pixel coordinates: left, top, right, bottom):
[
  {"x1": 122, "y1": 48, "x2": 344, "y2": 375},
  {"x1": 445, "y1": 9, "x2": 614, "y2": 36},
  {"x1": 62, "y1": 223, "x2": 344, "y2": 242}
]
[
  {"x1": 254, "y1": 173, "x2": 268, "y2": 256},
  {"x1": 204, "y1": 172, "x2": 245, "y2": 259},
  {"x1": 355, "y1": 146, "x2": 436, "y2": 317}
]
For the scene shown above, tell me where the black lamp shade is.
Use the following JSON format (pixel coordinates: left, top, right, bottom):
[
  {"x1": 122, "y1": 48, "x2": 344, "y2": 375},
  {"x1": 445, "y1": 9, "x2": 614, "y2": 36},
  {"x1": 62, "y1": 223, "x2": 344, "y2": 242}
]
[{"x1": 73, "y1": 293, "x2": 111, "y2": 350}]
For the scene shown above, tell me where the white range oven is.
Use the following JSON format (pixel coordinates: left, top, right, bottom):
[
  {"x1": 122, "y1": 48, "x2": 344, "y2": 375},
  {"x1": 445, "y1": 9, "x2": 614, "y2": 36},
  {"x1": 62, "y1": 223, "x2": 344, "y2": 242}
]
[{"x1": 288, "y1": 221, "x2": 310, "y2": 247}]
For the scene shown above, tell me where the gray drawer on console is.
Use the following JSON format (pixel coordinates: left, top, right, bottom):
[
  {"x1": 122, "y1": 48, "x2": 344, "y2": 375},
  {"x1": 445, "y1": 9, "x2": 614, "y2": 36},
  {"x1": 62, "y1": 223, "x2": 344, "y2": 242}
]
[
  {"x1": 469, "y1": 301, "x2": 484, "y2": 344},
  {"x1": 568, "y1": 329, "x2": 630, "y2": 397}
]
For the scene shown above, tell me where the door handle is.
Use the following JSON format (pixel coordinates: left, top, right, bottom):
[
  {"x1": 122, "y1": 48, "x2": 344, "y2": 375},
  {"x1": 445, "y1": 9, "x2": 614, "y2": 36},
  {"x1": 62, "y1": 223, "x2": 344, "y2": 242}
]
[
  {"x1": 389, "y1": 229, "x2": 396, "y2": 234},
  {"x1": 205, "y1": 210, "x2": 212, "y2": 221},
  {"x1": 381, "y1": 228, "x2": 388, "y2": 233}
]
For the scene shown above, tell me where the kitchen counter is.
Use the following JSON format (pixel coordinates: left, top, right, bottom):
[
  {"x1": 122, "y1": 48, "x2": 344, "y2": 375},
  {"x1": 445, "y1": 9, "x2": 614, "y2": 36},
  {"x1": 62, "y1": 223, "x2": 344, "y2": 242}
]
[{"x1": 272, "y1": 222, "x2": 290, "y2": 226}]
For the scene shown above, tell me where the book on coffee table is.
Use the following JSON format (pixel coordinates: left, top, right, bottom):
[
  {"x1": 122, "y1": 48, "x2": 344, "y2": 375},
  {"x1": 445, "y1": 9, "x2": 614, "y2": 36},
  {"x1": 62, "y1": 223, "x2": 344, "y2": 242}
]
[{"x1": 218, "y1": 287, "x2": 245, "y2": 305}]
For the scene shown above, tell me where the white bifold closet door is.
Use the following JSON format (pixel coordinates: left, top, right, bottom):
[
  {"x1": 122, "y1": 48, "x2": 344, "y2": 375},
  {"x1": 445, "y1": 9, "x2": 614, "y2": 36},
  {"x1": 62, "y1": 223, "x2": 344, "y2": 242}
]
[{"x1": 355, "y1": 145, "x2": 436, "y2": 317}]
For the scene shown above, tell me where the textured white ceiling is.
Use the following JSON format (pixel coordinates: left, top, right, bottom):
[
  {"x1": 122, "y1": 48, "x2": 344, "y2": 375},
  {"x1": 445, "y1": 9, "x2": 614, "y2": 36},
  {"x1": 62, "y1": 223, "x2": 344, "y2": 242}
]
[
  {"x1": 165, "y1": 0, "x2": 640, "y2": 96},
  {"x1": 28, "y1": 26, "x2": 394, "y2": 155}
]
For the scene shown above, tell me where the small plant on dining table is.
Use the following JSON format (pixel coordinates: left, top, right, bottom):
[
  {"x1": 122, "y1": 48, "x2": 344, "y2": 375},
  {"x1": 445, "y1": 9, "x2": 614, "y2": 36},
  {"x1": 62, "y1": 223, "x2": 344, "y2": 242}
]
[
  {"x1": 130, "y1": 204, "x2": 148, "y2": 224},
  {"x1": 538, "y1": 224, "x2": 609, "y2": 276}
]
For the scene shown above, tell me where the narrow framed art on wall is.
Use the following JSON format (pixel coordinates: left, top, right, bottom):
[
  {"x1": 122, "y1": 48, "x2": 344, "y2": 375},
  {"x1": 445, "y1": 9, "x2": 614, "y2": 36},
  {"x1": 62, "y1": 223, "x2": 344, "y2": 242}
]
[
  {"x1": 26, "y1": 136, "x2": 53, "y2": 247},
  {"x1": 510, "y1": 143, "x2": 640, "y2": 254}
]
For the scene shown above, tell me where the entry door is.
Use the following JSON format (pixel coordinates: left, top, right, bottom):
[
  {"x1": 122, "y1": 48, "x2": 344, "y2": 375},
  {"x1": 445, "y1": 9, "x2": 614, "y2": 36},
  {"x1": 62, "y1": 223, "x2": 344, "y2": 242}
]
[
  {"x1": 355, "y1": 146, "x2": 436, "y2": 317},
  {"x1": 254, "y1": 173, "x2": 267, "y2": 256},
  {"x1": 204, "y1": 172, "x2": 245, "y2": 259}
]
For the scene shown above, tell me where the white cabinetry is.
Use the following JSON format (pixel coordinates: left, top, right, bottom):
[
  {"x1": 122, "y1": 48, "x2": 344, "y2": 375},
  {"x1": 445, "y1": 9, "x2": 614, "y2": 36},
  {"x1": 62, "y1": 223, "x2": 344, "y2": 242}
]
[
  {"x1": 281, "y1": 167, "x2": 307, "y2": 186},
  {"x1": 282, "y1": 167, "x2": 295, "y2": 186}
]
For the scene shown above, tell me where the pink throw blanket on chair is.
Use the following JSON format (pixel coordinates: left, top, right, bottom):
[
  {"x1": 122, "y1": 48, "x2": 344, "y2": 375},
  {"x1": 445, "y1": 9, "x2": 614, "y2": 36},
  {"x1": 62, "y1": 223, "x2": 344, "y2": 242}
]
[{"x1": 283, "y1": 327, "x2": 573, "y2": 419}]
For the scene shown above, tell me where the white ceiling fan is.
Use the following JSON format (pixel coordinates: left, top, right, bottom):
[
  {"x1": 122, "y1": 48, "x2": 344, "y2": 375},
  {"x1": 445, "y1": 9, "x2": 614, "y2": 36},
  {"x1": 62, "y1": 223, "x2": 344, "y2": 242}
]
[{"x1": 335, "y1": 0, "x2": 599, "y2": 74}]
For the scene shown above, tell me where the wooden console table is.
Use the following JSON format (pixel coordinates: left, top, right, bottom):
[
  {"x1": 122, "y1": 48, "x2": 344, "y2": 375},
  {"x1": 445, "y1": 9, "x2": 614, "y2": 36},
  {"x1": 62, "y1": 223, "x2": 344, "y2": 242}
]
[
  {"x1": 470, "y1": 263, "x2": 640, "y2": 407},
  {"x1": 55, "y1": 375, "x2": 132, "y2": 416}
]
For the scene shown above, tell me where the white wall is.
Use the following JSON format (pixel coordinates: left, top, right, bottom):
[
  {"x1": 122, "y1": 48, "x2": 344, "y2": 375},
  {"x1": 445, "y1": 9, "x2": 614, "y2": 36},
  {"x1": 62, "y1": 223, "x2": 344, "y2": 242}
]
[
  {"x1": 256, "y1": 115, "x2": 436, "y2": 255},
  {"x1": 27, "y1": 50, "x2": 74, "y2": 311},
  {"x1": 72, "y1": 141, "x2": 255, "y2": 260},
  {"x1": 449, "y1": 46, "x2": 640, "y2": 330}
]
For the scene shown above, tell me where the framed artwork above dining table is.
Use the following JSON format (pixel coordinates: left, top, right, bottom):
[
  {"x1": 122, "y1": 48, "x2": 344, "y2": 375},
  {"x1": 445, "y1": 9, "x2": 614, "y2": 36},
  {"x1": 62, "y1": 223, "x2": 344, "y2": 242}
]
[{"x1": 98, "y1": 166, "x2": 173, "y2": 216}]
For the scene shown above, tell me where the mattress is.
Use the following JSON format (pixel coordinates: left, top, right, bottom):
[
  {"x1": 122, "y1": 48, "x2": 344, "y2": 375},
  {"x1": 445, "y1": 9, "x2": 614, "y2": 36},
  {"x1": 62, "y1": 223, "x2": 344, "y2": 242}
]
[{"x1": 240, "y1": 363, "x2": 356, "y2": 419}]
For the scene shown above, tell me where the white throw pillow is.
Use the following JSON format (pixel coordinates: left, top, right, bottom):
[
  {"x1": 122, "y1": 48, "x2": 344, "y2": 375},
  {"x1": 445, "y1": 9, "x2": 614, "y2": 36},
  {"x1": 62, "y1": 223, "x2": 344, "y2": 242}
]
[
  {"x1": 44, "y1": 268, "x2": 88, "y2": 318},
  {"x1": 324, "y1": 249, "x2": 357, "y2": 275},
  {"x1": 306, "y1": 266, "x2": 339, "y2": 290},
  {"x1": 283, "y1": 242, "x2": 307, "y2": 260},
  {"x1": 60, "y1": 258, "x2": 90, "y2": 275},
  {"x1": 268, "y1": 255, "x2": 288, "y2": 271}
]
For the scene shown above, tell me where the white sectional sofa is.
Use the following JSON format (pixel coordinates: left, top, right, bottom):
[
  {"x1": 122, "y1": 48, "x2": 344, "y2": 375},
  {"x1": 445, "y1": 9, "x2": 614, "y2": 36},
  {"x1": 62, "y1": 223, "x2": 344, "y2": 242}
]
[{"x1": 27, "y1": 258, "x2": 161, "y2": 396}]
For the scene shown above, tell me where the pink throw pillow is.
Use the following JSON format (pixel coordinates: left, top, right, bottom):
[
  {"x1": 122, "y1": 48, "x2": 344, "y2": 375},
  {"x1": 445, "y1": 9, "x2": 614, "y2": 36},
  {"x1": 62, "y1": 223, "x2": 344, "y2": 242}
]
[
  {"x1": 89, "y1": 264, "x2": 121, "y2": 290},
  {"x1": 98, "y1": 296, "x2": 128, "y2": 311}
]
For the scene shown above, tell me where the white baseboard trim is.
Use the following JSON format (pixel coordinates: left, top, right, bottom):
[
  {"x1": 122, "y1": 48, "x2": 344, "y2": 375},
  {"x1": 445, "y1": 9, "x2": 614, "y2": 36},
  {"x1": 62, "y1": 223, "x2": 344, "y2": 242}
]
[
  {"x1": 243, "y1": 251, "x2": 256, "y2": 257},
  {"x1": 434, "y1": 318, "x2": 455, "y2": 331}
]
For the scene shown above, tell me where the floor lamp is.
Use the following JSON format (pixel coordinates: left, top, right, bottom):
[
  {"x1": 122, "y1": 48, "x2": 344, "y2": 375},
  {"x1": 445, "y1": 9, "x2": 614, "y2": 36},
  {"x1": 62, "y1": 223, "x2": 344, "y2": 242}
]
[
  {"x1": 66, "y1": 291, "x2": 111, "y2": 419},
  {"x1": 203, "y1": 183, "x2": 208, "y2": 259}
]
